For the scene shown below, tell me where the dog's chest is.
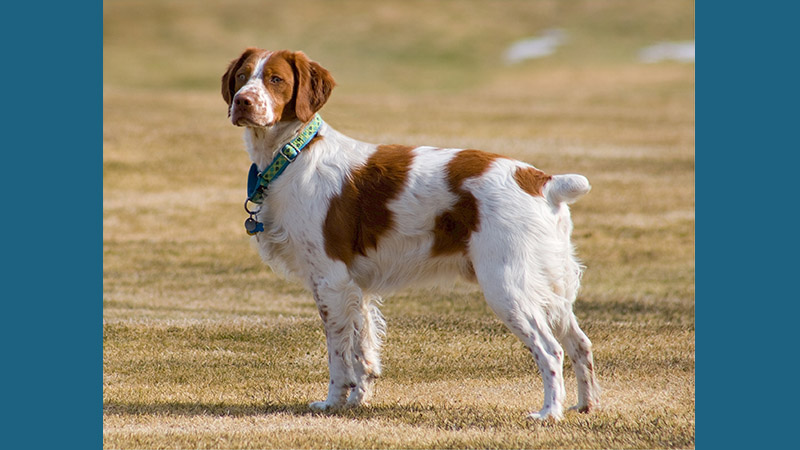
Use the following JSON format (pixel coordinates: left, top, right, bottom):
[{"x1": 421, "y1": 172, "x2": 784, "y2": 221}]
[{"x1": 251, "y1": 190, "x2": 324, "y2": 279}]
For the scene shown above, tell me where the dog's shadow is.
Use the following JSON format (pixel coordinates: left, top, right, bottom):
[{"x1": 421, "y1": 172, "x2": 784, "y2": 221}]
[
  {"x1": 103, "y1": 399, "x2": 525, "y2": 427},
  {"x1": 104, "y1": 400, "x2": 318, "y2": 418}
]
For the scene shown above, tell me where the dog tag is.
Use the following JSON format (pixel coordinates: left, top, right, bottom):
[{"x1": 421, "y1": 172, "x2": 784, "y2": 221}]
[{"x1": 244, "y1": 217, "x2": 258, "y2": 233}]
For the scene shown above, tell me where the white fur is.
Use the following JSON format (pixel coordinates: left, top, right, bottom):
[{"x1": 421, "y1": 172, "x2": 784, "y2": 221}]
[
  {"x1": 236, "y1": 119, "x2": 600, "y2": 420},
  {"x1": 545, "y1": 174, "x2": 591, "y2": 205}
]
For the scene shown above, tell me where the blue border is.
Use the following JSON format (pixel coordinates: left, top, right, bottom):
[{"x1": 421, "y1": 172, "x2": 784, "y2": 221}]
[
  {"x1": 4, "y1": 3, "x2": 101, "y2": 449},
  {"x1": 5, "y1": 1, "x2": 797, "y2": 448},
  {"x1": 698, "y1": 2, "x2": 796, "y2": 448}
]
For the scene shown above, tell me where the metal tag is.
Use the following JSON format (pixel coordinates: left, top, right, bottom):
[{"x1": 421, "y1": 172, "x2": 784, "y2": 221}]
[{"x1": 244, "y1": 217, "x2": 258, "y2": 233}]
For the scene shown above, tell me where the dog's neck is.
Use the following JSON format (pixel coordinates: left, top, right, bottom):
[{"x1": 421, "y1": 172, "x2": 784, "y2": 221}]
[{"x1": 243, "y1": 119, "x2": 307, "y2": 170}]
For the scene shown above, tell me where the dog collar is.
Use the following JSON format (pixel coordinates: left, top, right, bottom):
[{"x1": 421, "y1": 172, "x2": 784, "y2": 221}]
[
  {"x1": 246, "y1": 113, "x2": 323, "y2": 205},
  {"x1": 243, "y1": 114, "x2": 322, "y2": 235}
]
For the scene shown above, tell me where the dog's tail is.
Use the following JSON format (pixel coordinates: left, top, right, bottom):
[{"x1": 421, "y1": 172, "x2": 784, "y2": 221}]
[{"x1": 544, "y1": 174, "x2": 591, "y2": 205}]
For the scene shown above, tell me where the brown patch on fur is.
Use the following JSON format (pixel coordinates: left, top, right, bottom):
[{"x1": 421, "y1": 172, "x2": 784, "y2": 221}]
[
  {"x1": 260, "y1": 50, "x2": 297, "y2": 122},
  {"x1": 461, "y1": 260, "x2": 477, "y2": 282},
  {"x1": 431, "y1": 149, "x2": 504, "y2": 256},
  {"x1": 220, "y1": 47, "x2": 266, "y2": 108},
  {"x1": 285, "y1": 51, "x2": 335, "y2": 122},
  {"x1": 323, "y1": 145, "x2": 415, "y2": 266},
  {"x1": 514, "y1": 166, "x2": 552, "y2": 197}
]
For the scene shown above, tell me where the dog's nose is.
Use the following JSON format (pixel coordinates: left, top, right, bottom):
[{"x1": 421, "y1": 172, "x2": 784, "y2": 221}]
[{"x1": 233, "y1": 93, "x2": 254, "y2": 108}]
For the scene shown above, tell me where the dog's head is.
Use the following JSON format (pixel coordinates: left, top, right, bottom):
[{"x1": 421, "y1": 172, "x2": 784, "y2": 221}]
[{"x1": 221, "y1": 48, "x2": 335, "y2": 127}]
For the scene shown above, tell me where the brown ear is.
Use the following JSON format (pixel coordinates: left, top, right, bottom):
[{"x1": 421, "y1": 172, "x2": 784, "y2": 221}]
[
  {"x1": 292, "y1": 51, "x2": 336, "y2": 122},
  {"x1": 221, "y1": 48, "x2": 258, "y2": 112}
]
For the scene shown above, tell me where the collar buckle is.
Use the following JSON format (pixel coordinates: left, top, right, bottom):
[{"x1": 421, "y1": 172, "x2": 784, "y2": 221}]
[{"x1": 279, "y1": 144, "x2": 299, "y2": 163}]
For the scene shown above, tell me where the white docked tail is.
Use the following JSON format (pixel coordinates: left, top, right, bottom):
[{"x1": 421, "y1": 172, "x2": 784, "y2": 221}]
[{"x1": 544, "y1": 174, "x2": 591, "y2": 205}]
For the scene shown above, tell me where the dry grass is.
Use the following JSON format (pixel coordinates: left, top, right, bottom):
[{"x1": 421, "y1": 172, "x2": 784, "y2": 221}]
[{"x1": 103, "y1": 0, "x2": 694, "y2": 448}]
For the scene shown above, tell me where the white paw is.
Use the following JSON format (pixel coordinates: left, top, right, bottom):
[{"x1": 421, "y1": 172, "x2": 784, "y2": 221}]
[
  {"x1": 346, "y1": 389, "x2": 371, "y2": 407},
  {"x1": 527, "y1": 408, "x2": 563, "y2": 421},
  {"x1": 309, "y1": 401, "x2": 334, "y2": 411}
]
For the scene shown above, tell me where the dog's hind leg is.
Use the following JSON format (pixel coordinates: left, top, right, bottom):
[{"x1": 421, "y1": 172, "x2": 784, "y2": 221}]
[
  {"x1": 503, "y1": 306, "x2": 567, "y2": 420},
  {"x1": 469, "y1": 223, "x2": 571, "y2": 420},
  {"x1": 548, "y1": 240, "x2": 600, "y2": 413},
  {"x1": 473, "y1": 266, "x2": 568, "y2": 420},
  {"x1": 559, "y1": 315, "x2": 600, "y2": 413}
]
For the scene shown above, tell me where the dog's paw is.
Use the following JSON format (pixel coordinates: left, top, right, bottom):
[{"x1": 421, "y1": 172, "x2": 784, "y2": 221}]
[
  {"x1": 309, "y1": 401, "x2": 336, "y2": 411},
  {"x1": 345, "y1": 395, "x2": 369, "y2": 408},
  {"x1": 527, "y1": 407, "x2": 564, "y2": 421},
  {"x1": 345, "y1": 387, "x2": 372, "y2": 407},
  {"x1": 567, "y1": 403, "x2": 592, "y2": 413}
]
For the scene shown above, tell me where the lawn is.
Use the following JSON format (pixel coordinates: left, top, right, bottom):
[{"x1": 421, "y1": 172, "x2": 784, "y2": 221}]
[{"x1": 103, "y1": 1, "x2": 695, "y2": 448}]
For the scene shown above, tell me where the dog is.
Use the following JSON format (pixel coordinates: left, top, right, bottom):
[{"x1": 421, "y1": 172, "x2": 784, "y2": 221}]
[{"x1": 221, "y1": 48, "x2": 599, "y2": 420}]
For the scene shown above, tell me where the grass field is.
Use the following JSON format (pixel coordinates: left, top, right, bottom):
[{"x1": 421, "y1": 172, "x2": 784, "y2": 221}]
[{"x1": 103, "y1": 1, "x2": 695, "y2": 448}]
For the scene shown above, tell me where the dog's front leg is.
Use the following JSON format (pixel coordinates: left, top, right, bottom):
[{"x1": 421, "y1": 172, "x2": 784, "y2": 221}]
[
  {"x1": 309, "y1": 276, "x2": 362, "y2": 411},
  {"x1": 346, "y1": 294, "x2": 384, "y2": 406}
]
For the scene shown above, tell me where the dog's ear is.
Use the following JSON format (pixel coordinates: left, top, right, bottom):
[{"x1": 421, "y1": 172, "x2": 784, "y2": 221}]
[
  {"x1": 291, "y1": 51, "x2": 336, "y2": 122},
  {"x1": 221, "y1": 48, "x2": 258, "y2": 113}
]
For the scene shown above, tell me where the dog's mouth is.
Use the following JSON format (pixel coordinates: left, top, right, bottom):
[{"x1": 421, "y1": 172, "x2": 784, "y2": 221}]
[{"x1": 232, "y1": 115, "x2": 274, "y2": 128}]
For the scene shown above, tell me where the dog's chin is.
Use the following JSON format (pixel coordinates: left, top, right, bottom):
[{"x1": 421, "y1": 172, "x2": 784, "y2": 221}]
[{"x1": 232, "y1": 116, "x2": 275, "y2": 128}]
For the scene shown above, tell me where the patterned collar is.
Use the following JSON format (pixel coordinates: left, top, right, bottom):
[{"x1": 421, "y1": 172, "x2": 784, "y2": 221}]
[
  {"x1": 243, "y1": 114, "x2": 322, "y2": 235},
  {"x1": 246, "y1": 114, "x2": 322, "y2": 204}
]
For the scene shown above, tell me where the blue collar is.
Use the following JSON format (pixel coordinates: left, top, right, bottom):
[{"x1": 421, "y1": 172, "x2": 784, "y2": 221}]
[
  {"x1": 246, "y1": 114, "x2": 323, "y2": 204},
  {"x1": 243, "y1": 114, "x2": 322, "y2": 235}
]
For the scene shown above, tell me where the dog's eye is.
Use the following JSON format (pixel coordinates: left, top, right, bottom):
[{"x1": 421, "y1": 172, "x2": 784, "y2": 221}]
[
  {"x1": 237, "y1": 73, "x2": 246, "y2": 81},
  {"x1": 270, "y1": 76, "x2": 283, "y2": 84}
]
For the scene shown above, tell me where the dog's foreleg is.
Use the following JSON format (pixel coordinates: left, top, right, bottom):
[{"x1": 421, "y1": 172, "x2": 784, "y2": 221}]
[
  {"x1": 309, "y1": 278, "x2": 362, "y2": 411},
  {"x1": 347, "y1": 295, "x2": 385, "y2": 406}
]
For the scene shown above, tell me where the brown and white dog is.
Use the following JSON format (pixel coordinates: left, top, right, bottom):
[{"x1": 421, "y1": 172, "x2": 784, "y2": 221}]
[{"x1": 221, "y1": 48, "x2": 599, "y2": 420}]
